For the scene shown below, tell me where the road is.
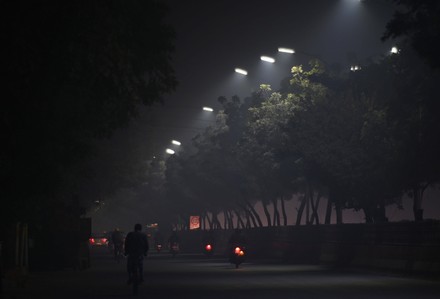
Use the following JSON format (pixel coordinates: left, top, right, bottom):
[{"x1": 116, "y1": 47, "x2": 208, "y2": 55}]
[{"x1": 4, "y1": 246, "x2": 439, "y2": 298}]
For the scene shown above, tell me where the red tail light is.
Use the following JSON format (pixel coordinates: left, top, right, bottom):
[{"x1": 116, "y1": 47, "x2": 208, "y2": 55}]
[
  {"x1": 234, "y1": 246, "x2": 244, "y2": 256},
  {"x1": 205, "y1": 244, "x2": 212, "y2": 251},
  {"x1": 89, "y1": 238, "x2": 95, "y2": 244}
]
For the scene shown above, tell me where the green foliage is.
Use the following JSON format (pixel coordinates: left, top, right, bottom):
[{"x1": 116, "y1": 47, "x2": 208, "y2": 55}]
[{"x1": 163, "y1": 46, "x2": 440, "y2": 225}]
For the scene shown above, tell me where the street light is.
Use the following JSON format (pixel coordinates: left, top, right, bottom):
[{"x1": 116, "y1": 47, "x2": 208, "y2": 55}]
[
  {"x1": 390, "y1": 46, "x2": 399, "y2": 54},
  {"x1": 165, "y1": 148, "x2": 175, "y2": 155},
  {"x1": 203, "y1": 106, "x2": 214, "y2": 112},
  {"x1": 171, "y1": 140, "x2": 181, "y2": 146},
  {"x1": 350, "y1": 65, "x2": 361, "y2": 72},
  {"x1": 234, "y1": 68, "x2": 248, "y2": 75},
  {"x1": 278, "y1": 47, "x2": 295, "y2": 54},
  {"x1": 260, "y1": 56, "x2": 275, "y2": 63}
]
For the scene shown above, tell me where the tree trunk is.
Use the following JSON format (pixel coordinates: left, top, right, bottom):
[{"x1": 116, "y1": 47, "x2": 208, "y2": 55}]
[
  {"x1": 335, "y1": 199, "x2": 343, "y2": 224},
  {"x1": 245, "y1": 200, "x2": 263, "y2": 227},
  {"x1": 325, "y1": 197, "x2": 332, "y2": 224},
  {"x1": 244, "y1": 210, "x2": 252, "y2": 228},
  {"x1": 306, "y1": 192, "x2": 310, "y2": 225},
  {"x1": 238, "y1": 202, "x2": 257, "y2": 228},
  {"x1": 212, "y1": 212, "x2": 222, "y2": 229},
  {"x1": 235, "y1": 210, "x2": 245, "y2": 229},
  {"x1": 262, "y1": 200, "x2": 272, "y2": 227},
  {"x1": 206, "y1": 212, "x2": 213, "y2": 229},
  {"x1": 181, "y1": 215, "x2": 189, "y2": 230},
  {"x1": 228, "y1": 210, "x2": 234, "y2": 229},
  {"x1": 310, "y1": 191, "x2": 321, "y2": 225},
  {"x1": 272, "y1": 198, "x2": 280, "y2": 226},
  {"x1": 223, "y1": 210, "x2": 229, "y2": 229},
  {"x1": 246, "y1": 208, "x2": 257, "y2": 228},
  {"x1": 363, "y1": 207, "x2": 374, "y2": 223},
  {"x1": 280, "y1": 195, "x2": 288, "y2": 226},
  {"x1": 296, "y1": 195, "x2": 307, "y2": 226},
  {"x1": 200, "y1": 213, "x2": 205, "y2": 230},
  {"x1": 376, "y1": 202, "x2": 388, "y2": 223},
  {"x1": 228, "y1": 210, "x2": 233, "y2": 229},
  {"x1": 412, "y1": 183, "x2": 428, "y2": 222}
]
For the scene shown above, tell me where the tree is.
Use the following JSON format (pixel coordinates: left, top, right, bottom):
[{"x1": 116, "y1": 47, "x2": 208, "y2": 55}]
[
  {"x1": 383, "y1": 1, "x2": 440, "y2": 220},
  {"x1": 383, "y1": 0, "x2": 440, "y2": 69},
  {"x1": 243, "y1": 89, "x2": 301, "y2": 226},
  {"x1": 2, "y1": 1, "x2": 177, "y2": 225},
  {"x1": 362, "y1": 47, "x2": 440, "y2": 221},
  {"x1": 285, "y1": 61, "x2": 406, "y2": 223}
]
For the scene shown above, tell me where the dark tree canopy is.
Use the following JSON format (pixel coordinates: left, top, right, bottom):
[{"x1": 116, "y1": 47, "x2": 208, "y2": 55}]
[
  {"x1": 383, "y1": 0, "x2": 440, "y2": 69},
  {"x1": 2, "y1": 0, "x2": 177, "y2": 223}
]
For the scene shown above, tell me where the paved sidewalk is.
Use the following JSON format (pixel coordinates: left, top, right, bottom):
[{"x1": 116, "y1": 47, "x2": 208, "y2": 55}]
[
  {"x1": 2, "y1": 246, "x2": 439, "y2": 299},
  {"x1": 2, "y1": 246, "x2": 131, "y2": 298}
]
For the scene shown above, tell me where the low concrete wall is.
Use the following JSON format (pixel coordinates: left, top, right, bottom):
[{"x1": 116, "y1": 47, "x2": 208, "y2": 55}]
[
  {"x1": 178, "y1": 221, "x2": 440, "y2": 276},
  {"x1": 318, "y1": 221, "x2": 440, "y2": 275}
]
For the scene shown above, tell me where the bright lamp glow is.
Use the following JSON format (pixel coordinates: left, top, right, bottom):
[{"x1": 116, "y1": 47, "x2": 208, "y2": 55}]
[
  {"x1": 278, "y1": 47, "x2": 295, "y2": 54},
  {"x1": 171, "y1": 140, "x2": 181, "y2": 146},
  {"x1": 390, "y1": 46, "x2": 399, "y2": 54},
  {"x1": 350, "y1": 65, "x2": 361, "y2": 72},
  {"x1": 165, "y1": 148, "x2": 175, "y2": 155},
  {"x1": 203, "y1": 106, "x2": 214, "y2": 112},
  {"x1": 234, "y1": 68, "x2": 248, "y2": 75},
  {"x1": 260, "y1": 56, "x2": 275, "y2": 63}
]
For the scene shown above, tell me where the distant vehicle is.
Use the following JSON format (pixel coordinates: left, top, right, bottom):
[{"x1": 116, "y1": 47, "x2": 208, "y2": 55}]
[
  {"x1": 229, "y1": 246, "x2": 246, "y2": 268},
  {"x1": 203, "y1": 243, "x2": 214, "y2": 257},
  {"x1": 89, "y1": 232, "x2": 109, "y2": 246}
]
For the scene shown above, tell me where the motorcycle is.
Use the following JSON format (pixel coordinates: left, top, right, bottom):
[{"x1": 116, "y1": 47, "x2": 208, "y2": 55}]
[{"x1": 229, "y1": 245, "x2": 246, "y2": 268}]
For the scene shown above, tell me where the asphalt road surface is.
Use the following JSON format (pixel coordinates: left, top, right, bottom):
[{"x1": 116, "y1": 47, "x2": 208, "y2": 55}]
[{"x1": 4, "y1": 246, "x2": 439, "y2": 298}]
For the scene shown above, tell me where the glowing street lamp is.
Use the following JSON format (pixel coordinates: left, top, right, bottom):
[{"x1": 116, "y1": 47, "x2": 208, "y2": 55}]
[
  {"x1": 278, "y1": 47, "x2": 295, "y2": 54},
  {"x1": 350, "y1": 65, "x2": 361, "y2": 72},
  {"x1": 203, "y1": 106, "x2": 214, "y2": 112},
  {"x1": 234, "y1": 68, "x2": 248, "y2": 75},
  {"x1": 390, "y1": 46, "x2": 399, "y2": 54},
  {"x1": 260, "y1": 56, "x2": 275, "y2": 63},
  {"x1": 171, "y1": 140, "x2": 181, "y2": 146},
  {"x1": 165, "y1": 148, "x2": 175, "y2": 155}
]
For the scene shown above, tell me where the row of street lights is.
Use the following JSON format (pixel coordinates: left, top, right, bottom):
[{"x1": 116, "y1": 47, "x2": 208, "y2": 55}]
[
  {"x1": 235, "y1": 47, "x2": 296, "y2": 76},
  {"x1": 164, "y1": 107, "x2": 214, "y2": 155},
  {"x1": 165, "y1": 47, "x2": 295, "y2": 156},
  {"x1": 165, "y1": 139, "x2": 183, "y2": 155},
  {"x1": 235, "y1": 46, "x2": 399, "y2": 76},
  {"x1": 162, "y1": 44, "x2": 400, "y2": 156},
  {"x1": 350, "y1": 46, "x2": 400, "y2": 72}
]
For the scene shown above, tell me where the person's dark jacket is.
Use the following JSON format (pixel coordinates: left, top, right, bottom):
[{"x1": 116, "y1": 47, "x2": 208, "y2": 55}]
[
  {"x1": 112, "y1": 230, "x2": 124, "y2": 245},
  {"x1": 124, "y1": 231, "x2": 149, "y2": 257}
]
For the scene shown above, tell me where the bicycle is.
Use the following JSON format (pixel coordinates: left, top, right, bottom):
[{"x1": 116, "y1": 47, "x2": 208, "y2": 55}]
[
  {"x1": 114, "y1": 243, "x2": 124, "y2": 263},
  {"x1": 128, "y1": 255, "x2": 143, "y2": 295}
]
